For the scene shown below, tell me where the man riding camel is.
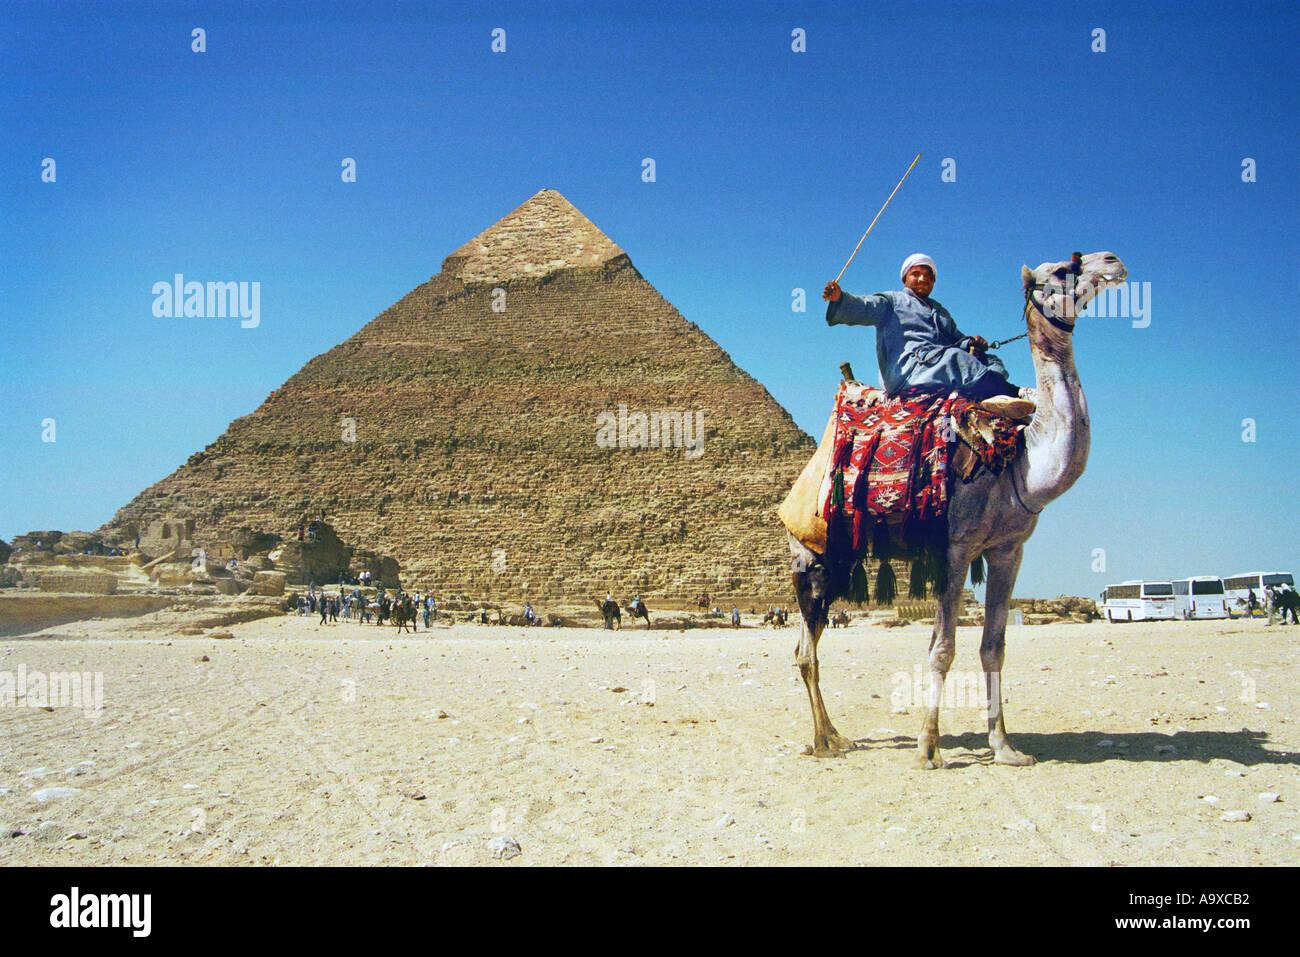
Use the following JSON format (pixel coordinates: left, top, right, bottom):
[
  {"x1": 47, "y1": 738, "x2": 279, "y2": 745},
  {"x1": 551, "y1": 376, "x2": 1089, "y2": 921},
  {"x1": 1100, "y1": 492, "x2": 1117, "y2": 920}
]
[{"x1": 823, "y1": 253, "x2": 1035, "y2": 420}]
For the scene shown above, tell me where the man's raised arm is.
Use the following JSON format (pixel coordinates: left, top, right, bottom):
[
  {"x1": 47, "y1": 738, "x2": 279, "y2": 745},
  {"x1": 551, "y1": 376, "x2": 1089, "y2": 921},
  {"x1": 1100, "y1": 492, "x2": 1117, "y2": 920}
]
[{"x1": 823, "y1": 281, "x2": 891, "y2": 327}]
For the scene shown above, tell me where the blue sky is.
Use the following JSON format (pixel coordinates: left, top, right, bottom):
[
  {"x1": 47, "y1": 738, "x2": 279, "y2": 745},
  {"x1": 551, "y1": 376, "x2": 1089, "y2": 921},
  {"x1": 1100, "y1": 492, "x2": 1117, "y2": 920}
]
[{"x1": 1, "y1": 0, "x2": 1296, "y2": 597}]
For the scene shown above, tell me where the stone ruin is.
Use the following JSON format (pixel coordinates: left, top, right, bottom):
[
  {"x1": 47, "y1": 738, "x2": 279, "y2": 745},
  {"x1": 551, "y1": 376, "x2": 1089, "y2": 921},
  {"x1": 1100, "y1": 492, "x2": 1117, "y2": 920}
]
[{"x1": 3, "y1": 516, "x2": 400, "y2": 600}]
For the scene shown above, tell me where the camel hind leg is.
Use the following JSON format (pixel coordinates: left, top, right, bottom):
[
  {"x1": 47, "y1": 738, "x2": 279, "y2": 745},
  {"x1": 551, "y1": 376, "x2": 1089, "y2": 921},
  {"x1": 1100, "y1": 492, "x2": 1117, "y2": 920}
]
[
  {"x1": 788, "y1": 533, "x2": 853, "y2": 757},
  {"x1": 980, "y1": 543, "x2": 1035, "y2": 766}
]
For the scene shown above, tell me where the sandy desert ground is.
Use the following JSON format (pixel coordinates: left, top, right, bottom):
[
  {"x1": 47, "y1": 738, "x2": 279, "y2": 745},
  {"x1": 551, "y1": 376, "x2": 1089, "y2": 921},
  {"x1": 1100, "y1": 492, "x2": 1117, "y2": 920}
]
[{"x1": 1, "y1": 612, "x2": 1297, "y2": 866}]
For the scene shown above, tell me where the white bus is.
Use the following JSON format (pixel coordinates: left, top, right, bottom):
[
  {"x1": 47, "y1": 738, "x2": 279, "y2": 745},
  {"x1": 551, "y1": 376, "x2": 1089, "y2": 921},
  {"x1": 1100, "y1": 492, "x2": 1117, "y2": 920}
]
[
  {"x1": 1223, "y1": 572, "x2": 1295, "y2": 617},
  {"x1": 1171, "y1": 577, "x2": 1229, "y2": 620},
  {"x1": 1100, "y1": 580, "x2": 1177, "y2": 622}
]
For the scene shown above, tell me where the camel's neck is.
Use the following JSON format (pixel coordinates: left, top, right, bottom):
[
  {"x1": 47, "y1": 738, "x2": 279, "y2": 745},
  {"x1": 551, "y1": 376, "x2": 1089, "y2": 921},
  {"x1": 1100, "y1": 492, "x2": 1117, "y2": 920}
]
[{"x1": 1016, "y1": 304, "x2": 1090, "y2": 511}]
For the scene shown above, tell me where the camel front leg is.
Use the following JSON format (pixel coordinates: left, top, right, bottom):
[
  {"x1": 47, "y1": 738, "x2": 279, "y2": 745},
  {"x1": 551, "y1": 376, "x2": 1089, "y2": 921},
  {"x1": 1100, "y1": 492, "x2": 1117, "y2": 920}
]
[
  {"x1": 789, "y1": 554, "x2": 854, "y2": 757},
  {"x1": 795, "y1": 614, "x2": 853, "y2": 756},
  {"x1": 915, "y1": 553, "x2": 964, "y2": 769},
  {"x1": 980, "y1": 543, "x2": 1035, "y2": 766}
]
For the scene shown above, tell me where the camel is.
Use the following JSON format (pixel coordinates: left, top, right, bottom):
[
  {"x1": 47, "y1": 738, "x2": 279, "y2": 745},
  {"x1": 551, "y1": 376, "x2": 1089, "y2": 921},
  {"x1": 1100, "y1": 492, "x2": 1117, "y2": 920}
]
[
  {"x1": 787, "y1": 251, "x2": 1127, "y2": 766},
  {"x1": 829, "y1": 610, "x2": 849, "y2": 628},
  {"x1": 626, "y1": 598, "x2": 651, "y2": 628},
  {"x1": 392, "y1": 600, "x2": 415, "y2": 634},
  {"x1": 763, "y1": 607, "x2": 791, "y2": 627},
  {"x1": 595, "y1": 598, "x2": 621, "y2": 630}
]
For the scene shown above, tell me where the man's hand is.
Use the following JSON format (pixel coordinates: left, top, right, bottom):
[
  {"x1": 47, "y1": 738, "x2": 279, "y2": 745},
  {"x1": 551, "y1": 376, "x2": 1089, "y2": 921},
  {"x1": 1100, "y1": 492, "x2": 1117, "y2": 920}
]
[
  {"x1": 966, "y1": 335, "x2": 989, "y2": 355},
  {"x1": 823, "y1": 280, "x2": 842, "y2": 302}
]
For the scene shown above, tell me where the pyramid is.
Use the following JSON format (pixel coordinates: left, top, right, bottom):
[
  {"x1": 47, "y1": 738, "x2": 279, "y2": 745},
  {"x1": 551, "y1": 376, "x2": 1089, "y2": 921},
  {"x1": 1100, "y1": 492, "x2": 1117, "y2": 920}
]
[{"x1": 102, "y1": 190, "x2": 816, "y2": 600}]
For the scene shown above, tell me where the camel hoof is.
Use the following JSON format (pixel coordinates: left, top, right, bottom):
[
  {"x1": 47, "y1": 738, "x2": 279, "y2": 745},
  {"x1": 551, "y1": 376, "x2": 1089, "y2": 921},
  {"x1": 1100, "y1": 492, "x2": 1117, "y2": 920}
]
[
  {"x1": 804, "y1": 733, "x2": 853, "y2": 758},
  {"x1": 993, "y1": 748, "x2": 1036, "y2": 767},
  {"x1": 803, "y1": 744, "x2": 841, "y2": 758},
  {"x1": 914, "y1": 755, "x2": 947, "y2": 770}
]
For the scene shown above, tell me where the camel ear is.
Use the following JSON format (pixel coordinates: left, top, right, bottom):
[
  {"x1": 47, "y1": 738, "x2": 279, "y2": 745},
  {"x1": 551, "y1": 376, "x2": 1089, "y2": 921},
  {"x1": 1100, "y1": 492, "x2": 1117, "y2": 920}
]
[{"x1": 1021, "y1": 265, "x2": 1035, "y2": 287}]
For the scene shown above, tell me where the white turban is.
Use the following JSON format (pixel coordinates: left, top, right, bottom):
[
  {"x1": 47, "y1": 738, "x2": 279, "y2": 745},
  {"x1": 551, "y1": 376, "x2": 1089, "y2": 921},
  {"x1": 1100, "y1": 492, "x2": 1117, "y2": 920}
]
[{"x1": 900, "y1": 253, "x2": 936, "y2": 282}]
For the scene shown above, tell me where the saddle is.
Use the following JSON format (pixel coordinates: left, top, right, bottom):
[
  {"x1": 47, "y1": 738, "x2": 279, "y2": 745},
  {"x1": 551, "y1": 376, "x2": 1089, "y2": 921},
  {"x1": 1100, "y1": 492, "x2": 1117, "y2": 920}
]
[{"x1": 778, "y1": 382, "x2": 1022, "y2": 554}]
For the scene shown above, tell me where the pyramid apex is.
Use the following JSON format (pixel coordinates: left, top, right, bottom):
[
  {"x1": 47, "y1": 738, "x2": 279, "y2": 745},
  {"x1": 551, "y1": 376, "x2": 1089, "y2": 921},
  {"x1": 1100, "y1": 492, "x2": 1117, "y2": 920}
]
[{"x1": 443, "y1": 189, "x2": 628, "y2": 283}]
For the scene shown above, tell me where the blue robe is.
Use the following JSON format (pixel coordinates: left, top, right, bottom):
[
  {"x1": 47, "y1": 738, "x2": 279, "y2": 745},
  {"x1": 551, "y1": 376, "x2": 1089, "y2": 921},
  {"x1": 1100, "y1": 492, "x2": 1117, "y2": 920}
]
[{"x1": 826, "y1": 289, "x2": 1010, "y2": 397}]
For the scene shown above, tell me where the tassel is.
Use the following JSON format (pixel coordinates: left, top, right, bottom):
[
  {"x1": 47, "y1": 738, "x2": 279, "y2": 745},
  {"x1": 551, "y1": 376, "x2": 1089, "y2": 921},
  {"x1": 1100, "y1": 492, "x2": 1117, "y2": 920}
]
[
  {"x1": 830, "y1": 468, "x2": 844, "y2": 507},
  {"x1": 871, "y1": 521, "x2": 891, "y2": 561},
  {"x1": 970, "y1": 553, "x2": 985, "y2": 586},
  {"x1": 929, "y1": 545, "x2": 949, "y2": 595},
  {"x1": 846, "y1": 559, "x2": 871, "y2": 606},
  {"x1": 908, "y1": 557, "x2": 928, "y2": 599},
  {"x1": 875, "y1": 561, "x2": 897, "y2": 606}
]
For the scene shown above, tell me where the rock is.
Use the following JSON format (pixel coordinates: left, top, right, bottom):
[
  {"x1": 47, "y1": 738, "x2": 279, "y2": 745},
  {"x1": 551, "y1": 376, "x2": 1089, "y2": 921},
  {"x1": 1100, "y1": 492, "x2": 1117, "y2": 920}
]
[
  {"x1": 436, "y1": 710, "x2": 450, "y2": 719},
  {"x1": 715, "y1": 812, "x2": 735, "y2": 828},
  {"x1": 1097, "y1": 739, "x2": 1114, "y2": 748},
  {"x1": 1258, "y1": 793, "x2": 1281, "y2": 803},
  {"x1": 487, "y1": 836, "x2": 521, "y2": 860},
  {"x1": 33, "y1": 821, "x2": 65, "y2": 842},
  {"x1": 588, "y1": 736, "x2": 604, "y2": 744},
  {"x1": 610, "y1": 686, "x2": 628, "y2": 693},
  {"x1": 209, "y1": 631, "x2": 235, "y2": 640},
  {"x1": 1219, "y1": 810, "x2": 1251, "y2": 823},
  {"x1": 249, "y1": 571, "x2": 286, "y2": 596},
  {"x1": 31, "y1": 787, "x2": 81, "y2": 802}
]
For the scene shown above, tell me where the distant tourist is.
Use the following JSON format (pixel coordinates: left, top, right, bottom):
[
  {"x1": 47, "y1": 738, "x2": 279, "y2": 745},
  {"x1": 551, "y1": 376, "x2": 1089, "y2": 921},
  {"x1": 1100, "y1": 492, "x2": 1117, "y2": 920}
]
[
  {"x1": 1247, "y1": 588, "x2": 1259, "y2": 616},
  {"x1": 731, "y1": 606, "x2": 741, "y2": 628}
]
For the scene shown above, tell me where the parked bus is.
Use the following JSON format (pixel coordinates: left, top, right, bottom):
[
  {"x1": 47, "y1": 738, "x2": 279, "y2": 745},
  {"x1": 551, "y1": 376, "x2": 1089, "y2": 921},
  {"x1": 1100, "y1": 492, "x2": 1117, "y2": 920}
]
[
  {"x1": 1223, "y1": 571, "x2": 1295, "y2": 617},
  {"x1": 1100, "y1": 580, "x2": 1177, "y2": 622},
  {"x1": 1171, "y1": 577, "x2": 1229, "y2": 620}
]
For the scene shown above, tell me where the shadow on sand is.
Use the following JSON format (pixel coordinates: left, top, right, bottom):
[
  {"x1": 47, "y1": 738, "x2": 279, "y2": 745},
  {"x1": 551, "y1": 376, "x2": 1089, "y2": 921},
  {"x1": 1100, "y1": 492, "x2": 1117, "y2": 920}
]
[{"x1": 836, "y1": 728, "x2": 1297, "y2": 769}]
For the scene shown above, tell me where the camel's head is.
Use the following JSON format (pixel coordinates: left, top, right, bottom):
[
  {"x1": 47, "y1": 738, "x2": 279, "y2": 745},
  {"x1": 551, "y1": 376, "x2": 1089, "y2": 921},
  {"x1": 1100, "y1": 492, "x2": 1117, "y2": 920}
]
[{"x1": 1021, "y1": 252, "x2": 1127, "y2": 325}]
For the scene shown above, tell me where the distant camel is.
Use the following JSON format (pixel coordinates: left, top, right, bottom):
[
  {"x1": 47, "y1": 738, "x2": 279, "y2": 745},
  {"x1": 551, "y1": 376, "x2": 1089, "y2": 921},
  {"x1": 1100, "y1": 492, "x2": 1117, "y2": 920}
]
[
  {"x1": 626, "y1": 599, "x2": 651, "y2": 628},
  {"x1": 763, "y1": 608, "x2": 790, "y2": 627},
  {"x1": 595, "y1": 599, "x2": 621, "y2": 630},
  {"x1": 392, "y1": 600, "x2": 415, "y2": 634},
  {"x1": 830, "y1": 610, "x2": 849, "y2": 628}
]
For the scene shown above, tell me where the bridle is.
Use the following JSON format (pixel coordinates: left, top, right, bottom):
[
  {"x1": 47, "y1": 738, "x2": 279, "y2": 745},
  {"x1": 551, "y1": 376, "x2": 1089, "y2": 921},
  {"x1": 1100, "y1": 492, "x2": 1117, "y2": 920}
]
[{"x1": 987, "y1": 251, "x2": 1082, "y2": 350}]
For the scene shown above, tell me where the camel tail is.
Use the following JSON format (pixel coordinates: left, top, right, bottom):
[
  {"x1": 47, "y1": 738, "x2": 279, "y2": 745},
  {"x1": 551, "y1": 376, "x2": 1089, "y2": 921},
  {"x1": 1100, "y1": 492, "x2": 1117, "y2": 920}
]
[{"x1": 970, "y1": 553, "x2": 986, "y2": 586}]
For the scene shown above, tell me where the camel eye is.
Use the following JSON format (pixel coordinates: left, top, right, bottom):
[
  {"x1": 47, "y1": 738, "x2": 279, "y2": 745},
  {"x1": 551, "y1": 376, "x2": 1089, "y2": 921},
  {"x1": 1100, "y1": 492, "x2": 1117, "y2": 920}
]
[{"x1": 1051, "y1": 267, "x2": 1069, "y2": 280}]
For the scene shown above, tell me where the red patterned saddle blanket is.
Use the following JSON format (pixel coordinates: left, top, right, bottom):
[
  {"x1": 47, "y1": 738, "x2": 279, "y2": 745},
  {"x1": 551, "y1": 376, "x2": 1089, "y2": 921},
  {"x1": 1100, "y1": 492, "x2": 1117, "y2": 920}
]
[{"x1": 819, "y1": 382, "x2": 1021, "y2": 554}]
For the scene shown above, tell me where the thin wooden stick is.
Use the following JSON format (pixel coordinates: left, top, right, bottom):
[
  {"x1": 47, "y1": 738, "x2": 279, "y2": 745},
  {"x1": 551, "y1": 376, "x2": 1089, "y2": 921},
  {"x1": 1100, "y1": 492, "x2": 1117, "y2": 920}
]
[{"x1": 833, "y1": 153, "x2": 923, "y2": 285}]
